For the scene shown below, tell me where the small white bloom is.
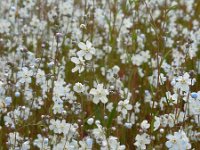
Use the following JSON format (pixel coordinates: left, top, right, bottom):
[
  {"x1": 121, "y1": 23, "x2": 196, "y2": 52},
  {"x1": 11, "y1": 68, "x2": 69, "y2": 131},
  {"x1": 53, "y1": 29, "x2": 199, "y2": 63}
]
[
  {"x1": 77, "y1": 41, "x2": 95, "y2": 60},
  {"x1": 117, "y1": 99, "x2": 132, "y2": 117},
  {"x1": 73, "y1": 82, "x2": 85, "y2": 93},
  {"x1": 71, "y1": 56, "x2": 85, "y2": 73},
  {"x1": 141, "y1": 120, "x2": 150, "y2": 130},
  {"x1": 36, "y1": 69, "x2": 46, "y2": 84},
  {"x1": 166, "y1": 130, "x2": 191, "y2": 150},
  {"x1": 134, "y1": 133, "x2": 151, "y2": 149},
  {"x1": 166, "y1": 92, "x2": 178, "y2": 104},
  {"x1": 106, "y1": 102, "x2": 114, "y2": 112},
  {"x1": 175, "y1": 73, "x2": 195, "y2": 92},
  {"x1": 89, "y1": 84, "x2": 109, "y2": 104},
  {"x1": 17, "y1": 67, "x2": 33, "y2": 84}
]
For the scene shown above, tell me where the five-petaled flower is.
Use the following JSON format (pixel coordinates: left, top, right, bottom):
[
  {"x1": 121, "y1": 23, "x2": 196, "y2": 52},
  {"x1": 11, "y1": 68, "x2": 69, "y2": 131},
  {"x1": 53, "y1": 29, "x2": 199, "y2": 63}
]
[
  {"x1": 77, "y1": 41, "x2": 95, "y2": 60},
  {"x1": 71, "y1": 56, "x2": 85, "y2": 73},
  {"x1": 89, "y1": 84, "x2": 109, "y2": 104}
]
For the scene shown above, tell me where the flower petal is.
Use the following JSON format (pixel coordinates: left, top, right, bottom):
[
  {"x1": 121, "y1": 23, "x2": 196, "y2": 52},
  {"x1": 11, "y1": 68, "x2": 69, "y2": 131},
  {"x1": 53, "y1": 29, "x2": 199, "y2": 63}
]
[{"x1": 78, "y1": 42, "x2": 86, "y2": 50}]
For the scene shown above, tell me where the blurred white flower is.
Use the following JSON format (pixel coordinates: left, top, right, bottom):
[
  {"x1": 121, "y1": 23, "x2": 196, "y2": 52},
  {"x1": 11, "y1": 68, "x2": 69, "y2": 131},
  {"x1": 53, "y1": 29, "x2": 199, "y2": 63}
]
[
  {"x1": 117, "y1": 99, "x2": 132, "y2": 117},
  {"x1": 166, "y1": 91, "x2": 178, "y2": 104},
  {"x1": 101, "y1": 136, "x2": 126, "y2": 150},
  {"x1": 175, "y1": 73, "x2": 195, "y2": 92},
  {"x1": 77, "y1": 41, "x2": 95, "y2": 60},
  {"x1": 34, "y1": 134, "x2": 49, "y2": 149},
  {"x1": 17, "y1": 67, "x2": 33, "y2": 84},
  {"x1": 73, "y1": 82, "x2": 85, "y2": 93},
  {"x1": 106, "y1": 102, "x2": 114, "y2": 112},
  {"x1": 36, "y1": 69, "x2": 46, "y2": 84},
  {"x1": 166, "y1": 130, "x2": 191, "y2": 150},
  {"x1": 89, "y1": 84, "x2": 109, "y2": 104},
  {"x1": 52, "y1": 102, "x2": 64, "y2": 114},
  {"x1": 141, "y1": 120, "x2": 150, "y2": 130},
  {"x1": 134, "y1": 133, "x2": 151, "y2": 149},
  {"x1": 71, "y1": 56, "x2": 85, "y2": 73}
]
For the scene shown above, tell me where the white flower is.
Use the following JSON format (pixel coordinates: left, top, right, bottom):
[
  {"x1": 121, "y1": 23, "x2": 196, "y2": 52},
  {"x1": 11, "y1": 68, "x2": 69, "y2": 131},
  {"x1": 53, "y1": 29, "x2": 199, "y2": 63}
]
[
  {"x1": 101, "y1": 136, "x2": 126, "y2": 150},
  {"x1": 134, "y1": 133, "x2": 151, "y2": 149},
  {"x1": 71, "y1": 56, "x2": 85, "y2": 73},
  {"x1": 130, "y1": 112, "x2": 136, "y2": 125},
  {"x1": 106, "y1": 102, "x2": 114, "y2": 112},
  {"x1": 21, "y1": 141, "x2": 30, "y2": 150},
  {"x1": 166, "y1": 92, "x2": 178, "y2": 104},
  {"x1": 49, "y1": 119, "x2": 60, "y2": 134},
  {"x1": 134, "y1": 102, "x2": 141, "y2": 113},
  {"x1": 166, "y1": 130, "x2": 191, "y2": 150},
  {"x1": 188, "y1": 98, "x2": 200, "y2": 115},
  {"x1": 131, "y1": 51, "x2": 150, "y2": 66},
  {"x1": 160, "y1": 115, "x2": 168, "y2": 127},
  {"x1": 85, "y1": 138, "x2": 93, "y2": 149},
  {"x1": 8, "y1": 132, "x2": 22, "y2": 147},
  {"x1": 175, "y1": 73, "x2": 195, "y2": 92},
  {"x1": 53, "y1": 139, "x2": 78, "y2": 150},
  {"x1": 73, "y1": 82, "x2": 85, "y2": 93},
  {"x1": 33, "y1": 134, "x2": 49, "y2": 149},
  {"x1": 79, "y1": 138, "x2": 93, "y2": 149},
  {"x1": 17, "y1": 67, "x2": 33, "y2": 84},
  {"x1": 57, "y1": 120, "x2": 69, "y2": 134},
  {"x1": 49, "y1": 119, "x2": 75, "y2": 136},
  {"x1": 159, "y1": 73, "x2": 167, "y2": 85},
  {"x1": 52, "y1": 102, "x2": 64, "y2": 114},
  {"x1": 154, "y1": 116, "x2": 160, "y2": 131},
  {"x1": 77, "y1": 41, "x2": 95, "y2": 60},
  {"x1": 36, "y1": 69, "x2": 46, "y2": 84},
  {"x1": 89, "y1": 84, "x2": 109, "y2": 104},
  {"x1": 167, "y1": 114, "x2": 175, "y2": 128},
  {"x1": 92, "y1": 124, "x2": 106, "y2": 143},
  {"x1": 124, "y1": 122, "x2": 132, "y2": 129},
  {"x1": 117, "y1": 99, "x2": 132, "y2": 117},
  {"x1": 141, "y1": 120, "x2": 150, "y2": 130}
]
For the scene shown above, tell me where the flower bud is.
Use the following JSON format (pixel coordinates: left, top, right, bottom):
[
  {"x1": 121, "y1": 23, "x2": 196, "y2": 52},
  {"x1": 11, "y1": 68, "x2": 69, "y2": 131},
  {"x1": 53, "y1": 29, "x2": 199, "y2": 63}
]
[
  {"x1": 87, "y1": 118, "x2": 94, "y2": 125},
  {"x1": 191, "y1": 92, "x2": 198, "y2": 99}
]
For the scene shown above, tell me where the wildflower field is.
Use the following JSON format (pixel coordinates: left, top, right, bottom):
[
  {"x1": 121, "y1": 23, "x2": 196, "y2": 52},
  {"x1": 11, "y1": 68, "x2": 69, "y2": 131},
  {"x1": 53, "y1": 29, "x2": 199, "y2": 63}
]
[{"x1": 0, "y1": 0, "x2": 200, "y2": 149}]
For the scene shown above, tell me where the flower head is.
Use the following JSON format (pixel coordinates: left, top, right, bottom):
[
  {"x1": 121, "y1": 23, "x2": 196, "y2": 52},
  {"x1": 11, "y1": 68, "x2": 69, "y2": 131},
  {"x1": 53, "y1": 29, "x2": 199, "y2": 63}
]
[
  {"x1": 134, "y1": 133, "x2": 151, "y2": 150},
  {"x1": 166, "y1": 130, "x2": 191, "y2": 150},
  {"x1": 77, "y1": 41, "x2": 95, "y2": 60},
  {"x1": 71, "y1": 56, "x2": 85, "y2": 73},
  {"x1": 89, "y1": 84, "x2": 109, "y2": 104}
]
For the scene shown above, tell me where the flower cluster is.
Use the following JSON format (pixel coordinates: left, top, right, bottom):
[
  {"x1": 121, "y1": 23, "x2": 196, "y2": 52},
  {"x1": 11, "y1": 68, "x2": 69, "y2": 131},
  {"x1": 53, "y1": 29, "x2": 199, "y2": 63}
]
[{"x1": 0, "y1": 0, "x2": 200, "y2": 149}]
